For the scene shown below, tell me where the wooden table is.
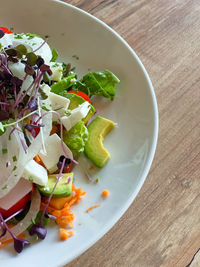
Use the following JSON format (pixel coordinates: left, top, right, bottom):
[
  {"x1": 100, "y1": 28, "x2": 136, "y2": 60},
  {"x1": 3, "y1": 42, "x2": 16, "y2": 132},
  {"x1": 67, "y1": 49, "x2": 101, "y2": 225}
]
[{"x1": 63, "y1": 1, "x2": 200, "y2": 266}]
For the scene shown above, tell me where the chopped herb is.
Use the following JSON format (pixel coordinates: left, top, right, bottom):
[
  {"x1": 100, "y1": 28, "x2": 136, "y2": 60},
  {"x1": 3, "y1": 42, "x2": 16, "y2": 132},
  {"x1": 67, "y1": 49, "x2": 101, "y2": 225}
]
[
  {"x1": 52, "y1": 63, "x2": 59, "y2": 68},
  {"x1": 9, "y1": 135, "x2": 12, "y2": 141},
  {"x1": 71, "y1": 66, "x2": 76, "y2": 72},
  {"x1": 0, "y1": 122, "x2": 6, "y2": 136},
  {"x1": 13, "y1": 155, "x2": 17, "y2": 162},
  {"x1": 14, "y1": 33, "x2": 23, "y2": 39},
  {"x1": 96, "y1": 178, "x2": 99, "y2": 183},
  {"x1": 65, "y1": 110, "x2": 72, "y2": 117},
  {"x1": 26, "y1": 33, "x2": 35, "y2": 40},
  {"x1": 12, "y1": 166, "x2": 17, "y2": 171},
  {"x1": 32, "y1": 42, "x2": 37, "y2": 46},
  {"x1": 2, "y1": 184, "x2": 7, "y2": 190},
  {"x1": 44, "y1": 35, "x2": 49, "y2": 39},
  {"x1": 2, "y1": 148, "x2": 8, "y2": 154},
  {"x1": 29, "y1": 177, "x2": 34, "y2": 183},
  {"x1": 72, "y1": 55, "x2": 79, "y2": 60},
  {"x1": 42, "y1": 105, "x2": 51, "y2": 111}
]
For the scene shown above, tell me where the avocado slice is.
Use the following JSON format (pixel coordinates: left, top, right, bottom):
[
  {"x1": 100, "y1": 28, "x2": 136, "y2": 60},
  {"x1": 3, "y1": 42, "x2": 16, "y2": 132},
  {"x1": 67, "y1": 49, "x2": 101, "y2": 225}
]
[
  {"x1": 84, "y1": 116, "x2": 115, "y2": 168},
  {"x1": 37, "y1": 173, "x2": 73, "y2": 198},
  {"x1": 58, "y1": 92, "x2": 95, "y2": 123}
]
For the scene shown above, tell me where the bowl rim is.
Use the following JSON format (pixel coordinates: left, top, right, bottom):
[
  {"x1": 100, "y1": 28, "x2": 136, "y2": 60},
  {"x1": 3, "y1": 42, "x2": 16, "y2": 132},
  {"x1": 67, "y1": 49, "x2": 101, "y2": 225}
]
[
  {"x1": 51, "y1": 0, "x2": 158, "y2": 265},
  {"x1": 1, "y1": 0, "x2": 159, "y2": 265}
]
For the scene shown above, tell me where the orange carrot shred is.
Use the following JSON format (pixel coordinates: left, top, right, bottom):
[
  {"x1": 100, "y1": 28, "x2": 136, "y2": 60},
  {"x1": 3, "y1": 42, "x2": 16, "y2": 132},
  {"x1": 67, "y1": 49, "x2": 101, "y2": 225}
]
[
  {"x1": 59, "y1": 229, "x2": 75, "y2": 241},
  {"x1": 85, "y1": 204, "x2": 101, "y2": 213},
  {"x1": 89, "y1": 165, "x2": 94, "y2": 170},
  {"x1": 41, "y1": 185, "x2": 85, "y2": 229},
  {"x1": 102, "y1": 189, "x2": 110, "y2": 198}
]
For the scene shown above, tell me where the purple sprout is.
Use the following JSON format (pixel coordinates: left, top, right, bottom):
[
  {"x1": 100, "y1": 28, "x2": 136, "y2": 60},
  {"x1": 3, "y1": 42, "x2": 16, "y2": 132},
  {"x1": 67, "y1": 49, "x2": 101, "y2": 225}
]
[
  {"x1": 0, "y1": 212, "x2": 30, "y2": 253},
  {"x1": 36, "y1": 57, "x2": 44, "y2": 68},
  {"x1": 29, "y1": 158, "x2": 67, "y2": 240},
  {"x1": 0, "y1": 110, "x2": 9, "y2": 122},
  {"x1": 28, "y1": 97, "x2": 38, "y2": 112},
  {"x1": 57, "y1": 155, "x2": 71, "y2": 170},
  {"x1": 29, "y1": 223, "x2": 47, "y2": 240},
  {"x1": 14, "y1": 238, "x2": 30, "y2": 253},
  {"x1": 25, "y1": 65, "x2": 35, "y2": 76}
]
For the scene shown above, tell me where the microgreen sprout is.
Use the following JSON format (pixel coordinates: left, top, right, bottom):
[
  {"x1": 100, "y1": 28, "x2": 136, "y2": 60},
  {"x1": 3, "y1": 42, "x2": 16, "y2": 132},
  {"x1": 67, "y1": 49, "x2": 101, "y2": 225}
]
[{"x1": 0, "y1": 212, "x2": 30, "y2": 253}]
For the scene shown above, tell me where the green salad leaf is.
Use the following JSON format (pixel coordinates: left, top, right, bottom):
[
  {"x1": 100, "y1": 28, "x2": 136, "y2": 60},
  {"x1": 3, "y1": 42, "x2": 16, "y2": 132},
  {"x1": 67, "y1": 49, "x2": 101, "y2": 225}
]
[
  {"x1": 73, "y1": 70, "x2": 120, "y2": 100},
  {"x1": 50, "y1": 73, "x2": 77, "y2": 94},
  {"x1": 50, "y1": 69, "x2": 119, "y2": 100},
  {"x1": 63, "y1": 121, "x2": 88, "y2": 158},
  {"x1": 50, "y1": 48, "x2": 59, "y2": 62}
]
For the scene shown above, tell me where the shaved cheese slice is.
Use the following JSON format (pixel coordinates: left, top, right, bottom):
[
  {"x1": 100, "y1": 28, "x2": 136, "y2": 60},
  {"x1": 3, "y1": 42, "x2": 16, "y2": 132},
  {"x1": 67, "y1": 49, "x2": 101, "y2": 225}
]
[
  {"x1": 0, "y1": 178, "x2": 32, "y2": 210},
  {"x1": 0, "y1": 129, "x2": 27, "y2": 198},
  {"x1": 0, "y1": 108, "x2": 52, "y2": 198},
  {"x1": 23, "y1": 160, "x2": 48, "y2": 186},
  {"x1": 39, "y1": 133, "x2": 73, "y2": 174}
]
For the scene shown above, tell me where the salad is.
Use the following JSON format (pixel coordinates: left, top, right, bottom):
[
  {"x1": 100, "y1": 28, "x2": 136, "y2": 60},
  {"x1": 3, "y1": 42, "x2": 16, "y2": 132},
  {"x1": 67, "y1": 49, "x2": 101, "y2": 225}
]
[{"x1": 0, "y1": 27, "x2": 119, "y2": 253}]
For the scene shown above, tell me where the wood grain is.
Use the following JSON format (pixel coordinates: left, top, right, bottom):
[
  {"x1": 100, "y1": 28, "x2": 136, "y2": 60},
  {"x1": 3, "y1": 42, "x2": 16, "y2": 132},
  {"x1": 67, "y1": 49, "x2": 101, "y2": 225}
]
[{"x1": 62, "y1": 0, "x2": 200, "y2": 266}]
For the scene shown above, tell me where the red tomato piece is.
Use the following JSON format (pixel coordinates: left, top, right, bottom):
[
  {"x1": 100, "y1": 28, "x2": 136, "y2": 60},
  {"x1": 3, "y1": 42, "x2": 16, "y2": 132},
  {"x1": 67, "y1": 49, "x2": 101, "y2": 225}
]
[
  {"x1": 67, "y1": 90, "x2": 91, "y2": 104},
  {"x1": 0, "y1": 27, "x2": 12, "y2": 34},
  {"x1": 63, "y1": 162, "x2": 72, "y2": 173},
  {"x1": 0, "y1": 193, "x2": 31, "y2": 219},
  {"x1": 30, "y1": 120, "x2": 40, "y2": 137}
]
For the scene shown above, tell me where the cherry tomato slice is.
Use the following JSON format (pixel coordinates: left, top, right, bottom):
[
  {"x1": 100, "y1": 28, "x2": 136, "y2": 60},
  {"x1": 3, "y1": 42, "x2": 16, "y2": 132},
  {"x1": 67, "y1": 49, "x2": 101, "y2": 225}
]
[
  {"x1": 63, "y1": 162, "x2": 72, "y2": 173},
  {"x1": 0, "y1": 27, "x2": 12, "y2": 34},
  {"x1": 67, "y1": 90, "x2": 91, "y2": 104},
  {"x1": 0, "y1": 193, "x2": 31, "y2": 219},
  {"x1": 30, "y1": 120, "x2": 40, "y2": 137}
]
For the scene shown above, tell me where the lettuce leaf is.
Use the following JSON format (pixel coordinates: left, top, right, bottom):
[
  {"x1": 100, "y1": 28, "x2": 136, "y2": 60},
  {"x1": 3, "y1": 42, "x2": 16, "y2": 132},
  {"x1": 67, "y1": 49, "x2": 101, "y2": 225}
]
[
  {"x1": 73, "y1": 70, "x2": 120, "y2": 100},
  {"x1": 63, "y1": 121, "x2": 88, "y2": 158},
  {"x1": 50, "y1": 73, "x2": 77, "y2": 94}
]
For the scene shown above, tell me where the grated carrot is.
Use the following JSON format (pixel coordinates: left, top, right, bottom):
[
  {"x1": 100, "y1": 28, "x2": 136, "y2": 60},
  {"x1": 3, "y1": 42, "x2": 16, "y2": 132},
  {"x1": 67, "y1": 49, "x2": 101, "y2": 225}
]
[
  {"x1": 41, "y1": 185, "x2": 85, "y2": 229},
  {"x1": 34, "y1": 155, "x2": 47, "y2": 170},
  {"x1": 89, "y1": 165, "x2": 94, "y2": 170},
  {"x1": 59, "y1": 229, "x2": 75, "y2": 241},
  {"x1": 85, "y1": 204, "x2": 101, "y2": 213},
  {"x1": 102, "y1": 189, "x2": 110, "y2": 198}
]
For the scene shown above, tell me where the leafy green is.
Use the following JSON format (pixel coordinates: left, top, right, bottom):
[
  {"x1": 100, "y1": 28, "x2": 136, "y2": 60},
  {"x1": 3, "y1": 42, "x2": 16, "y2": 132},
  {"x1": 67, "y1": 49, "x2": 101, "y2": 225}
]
[
  {"x1": 50, "y1": 73, "x2": 77, "y2": 94},
  {"x1": 50, "y1": 69, "x2": 119, "y2": 100},
  {"x1": 50, "y1": 48, "x2": 59, "y2": 62},
  {"x1": 63, "y1": 121, "x2": 88, "y2": 158},
  {"x1": 26, "y1": 52, "x2": 37, "y2": 66},
  {"x1": 73, "y1": 70, "x2": 120, "y2": 100}
]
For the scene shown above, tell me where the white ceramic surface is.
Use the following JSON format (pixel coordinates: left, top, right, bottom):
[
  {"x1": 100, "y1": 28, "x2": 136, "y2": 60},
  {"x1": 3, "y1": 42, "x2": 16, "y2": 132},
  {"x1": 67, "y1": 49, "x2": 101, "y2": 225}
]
[{"x1": 0, "y1": 0, "x2": 158, "y2": 266}]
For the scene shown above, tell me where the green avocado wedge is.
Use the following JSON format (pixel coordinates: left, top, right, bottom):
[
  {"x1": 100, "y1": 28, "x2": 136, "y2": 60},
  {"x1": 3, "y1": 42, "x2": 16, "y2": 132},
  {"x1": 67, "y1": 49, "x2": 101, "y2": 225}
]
[
  {"x1": 84, "y1": 116, "x2": 115, "y2": 168},
  {"x1": 37, "y1": 173, "x2": 73, "y2": 198}
]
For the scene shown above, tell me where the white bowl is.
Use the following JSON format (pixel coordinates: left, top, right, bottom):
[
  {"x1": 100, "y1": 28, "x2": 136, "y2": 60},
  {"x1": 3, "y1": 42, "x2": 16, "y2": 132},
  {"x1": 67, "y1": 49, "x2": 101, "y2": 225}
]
[{"x1": 0, "y1": 0, "x2": 158, "y2": 266}]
